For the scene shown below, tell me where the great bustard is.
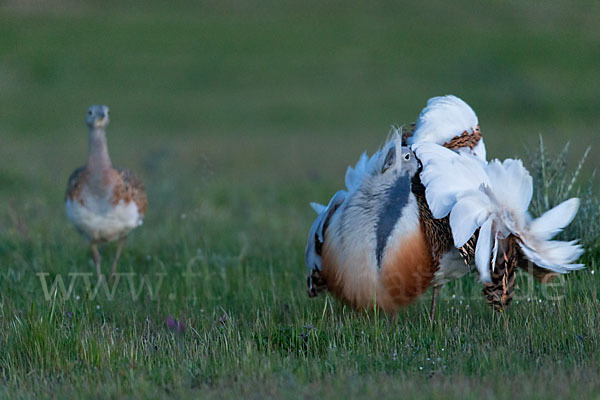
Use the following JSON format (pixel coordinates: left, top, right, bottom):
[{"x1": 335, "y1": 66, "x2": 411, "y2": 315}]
[
  {"x1": 305, "y1": 95, "x2": 583, "y2": 317},
  {"x1": 65, "y1": 105, "x2": 147, "y2": 277}
]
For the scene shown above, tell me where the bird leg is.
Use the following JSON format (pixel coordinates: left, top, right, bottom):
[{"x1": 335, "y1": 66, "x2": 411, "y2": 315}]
[
  {"x1": 111, "y1": 237, "x2": 126, "y2": 277},
  {"x1": 91, "y1": 244, "x2": 102, "y2": 278},
  {"x1": 430, "y1": 285, "x2": 440, "y2": 321}
]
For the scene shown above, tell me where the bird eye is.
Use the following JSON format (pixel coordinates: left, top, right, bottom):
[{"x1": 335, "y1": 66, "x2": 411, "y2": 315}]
[
  {"x1": 404, "y1": 153, "x2": 411, "y2": 161},
  {"x1": 88, "y1": 110, "x2": 92, "y2": 115}
]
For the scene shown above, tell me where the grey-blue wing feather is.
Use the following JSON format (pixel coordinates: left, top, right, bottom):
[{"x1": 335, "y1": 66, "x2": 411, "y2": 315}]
[{"x1": 305, "y1": 190, "x2": 346, "y2": 297}]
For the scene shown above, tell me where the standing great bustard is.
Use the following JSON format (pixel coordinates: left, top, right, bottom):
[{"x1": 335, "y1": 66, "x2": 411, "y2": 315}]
[
  {"x1": 306, "y1": 95, "x2": 584, "y2": 315},
  {"x1": 65, "y1": 105, "x2": 147, "y2": 278}
]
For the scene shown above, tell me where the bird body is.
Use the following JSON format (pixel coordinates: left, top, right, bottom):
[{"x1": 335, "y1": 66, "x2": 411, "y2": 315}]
[
  {"x1": 307, "y1": 135, "x2": 434, "y2": 312},
  {"x1": 66, "y1": 168, "x2": 144, "y2": 243},
  {"x1": 321, "y1": 183, "x2": 430, "y2": 312},
  {"x1": 306, "y1": 95, "x2": 584, "y2": 314},
  {"x1": 65, "y1": 105, "x2": 146, "y2": 276}
]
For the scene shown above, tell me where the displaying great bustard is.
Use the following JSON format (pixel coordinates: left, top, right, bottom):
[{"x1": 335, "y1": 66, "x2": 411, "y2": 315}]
[{"x1": 306, "y1": 95, "x2": 583, "y2": 316}]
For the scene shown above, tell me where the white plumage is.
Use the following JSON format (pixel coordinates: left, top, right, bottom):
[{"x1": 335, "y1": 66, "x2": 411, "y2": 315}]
[
  {"x1": 66, "y1": 196, "x2": 142, "y2": 243},
  {"x1": 408, "y1": 95, "x2": 486, "y2": 161},
  {"x1": 412, "y1": 142, "x2": 489, "y2": 219},
  {"x1": 409, "y1": 95, "x2": 478, "y2": 143},
  {"x1": 414, "y1": 142, "x2": 584, "y2": 282},
  {"x1": 518, "y1": 199, "x2": 584, "y2": 273}
]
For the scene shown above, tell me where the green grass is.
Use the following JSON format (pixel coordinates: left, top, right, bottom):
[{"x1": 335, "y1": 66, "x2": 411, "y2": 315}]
[{"x1": 1, "y1": 1, "x2": 600, "y2": 398}]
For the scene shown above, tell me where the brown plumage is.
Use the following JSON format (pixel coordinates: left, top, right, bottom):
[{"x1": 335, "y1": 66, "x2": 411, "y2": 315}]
[
  {"x1": 412, "y1": 175, "x2": 454, "y2": 272},
  {"x1": 405, "y1": 125, "x2": 480, "y2": 267},
  {"x1": 66, "y1": 167, "x2": 147, "y2": 215},
  {"x1": 114, "y1": 168, "x2": 148, "y2": 214},
  {"x1": 408, "y1": 128, "x2": 485, "y2": 317},
  {"x1": 65, "y1": 166, "x2": 89, "y2": 203},
  {"x1": 305, "y1": 141, "x2": 427, "y2": 313},
  {"x1": 307, "y1": 269, "x2": 328, "y2": 298},
  {"x1": 442, "y1": 127, "x2": 482, "y2": 150},
  {"x1": 458, "y1": 234, "x2": 478, "y2": 267},
  {"x1": 379, "y1": 228, "x2": 434, "y2": 312},
  {"x1": 482, "y1": 236, "x2": 519, "y2": 311},
  {"x1": 306, "y1": 126, "x2": 484, "y2": 315},
  {"x1": 412, "y1": 133, "x2": 481, "y2": 269}
]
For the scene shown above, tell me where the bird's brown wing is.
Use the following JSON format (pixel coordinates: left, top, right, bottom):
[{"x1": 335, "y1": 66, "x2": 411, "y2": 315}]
[
  {"x1": 409, "y1": 124, "x2": 483, "y2": 269},
  {"x1": 442, "y1": 126, "x2": 482, "y2": 150},
  {"x1": 65, "y1": 166, "x2": 88, "y2": 202},
  {"x1": 114, "y1": 168, "x2": 148, "y2": 215},
  {"x1": 412, "y1": 174, "x2": 455, "y2": 270}
]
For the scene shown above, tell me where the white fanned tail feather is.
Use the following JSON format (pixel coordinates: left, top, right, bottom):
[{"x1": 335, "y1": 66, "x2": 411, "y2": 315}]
[
  {"x1": 408, "y1": 95, "x2": 486, "y2": 160},
  {"x1": 414, "y1": 142, "x2": 584, "y2": 283}
]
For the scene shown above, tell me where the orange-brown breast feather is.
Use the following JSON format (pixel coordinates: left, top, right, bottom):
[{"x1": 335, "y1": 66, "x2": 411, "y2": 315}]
[
  {"x1": 321, "y1": 241, "x2": 379, "y2": 311},
  {"x1": 380, "y1": 227, "x2": 434, "y2": 312},
  {"x1": 321, "y1": 228, "x2": 433, "y2": 314},
  {"x1": 320, "y1": 245, "x2": 341, "y2": 296},
  {"x1": 65, "y1": 166, "x2": 89, "y2": 204},
  {"x1": 112, "y1": 168, "x2": 148, "y2": 214},
  {"x1": 321, "y1": 242, "x2": 362, "y2": 307}
]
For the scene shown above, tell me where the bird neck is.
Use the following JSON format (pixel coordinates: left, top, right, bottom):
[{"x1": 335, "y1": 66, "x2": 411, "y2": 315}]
[{"x1": 88, "y1": 128, "x2": 112, "y2": 174}]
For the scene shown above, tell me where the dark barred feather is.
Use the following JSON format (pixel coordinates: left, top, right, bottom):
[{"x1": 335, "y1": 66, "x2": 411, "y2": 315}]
[
  {"x1": 482, "y1": 236, "x2": 519, "y2": 311},
  {"x1": 307, "y1": 269, "x2": 328, "y2": 298},
  {"x1": 458, "y1": 233, "x2": 477, "y2": 266},
  {"x1": 412, "y1": 174, "x2": 455, "y2": 269}
]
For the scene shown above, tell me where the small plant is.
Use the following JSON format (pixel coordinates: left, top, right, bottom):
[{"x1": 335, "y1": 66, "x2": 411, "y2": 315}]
[{"x1": 526, "y1": 136, "x2": 600, "y2": 261}]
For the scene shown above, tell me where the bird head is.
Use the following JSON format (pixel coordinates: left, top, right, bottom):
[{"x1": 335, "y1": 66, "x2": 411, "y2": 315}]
[
  {"x1": 344, "y1": 135, "x2": 419, "y2": 222},
  {"x1": 376, "y1": 143, "x2": 419, "y2": 179},
  {"x1": 86, "y1": 105, "x2": 110, "y2": 129}
]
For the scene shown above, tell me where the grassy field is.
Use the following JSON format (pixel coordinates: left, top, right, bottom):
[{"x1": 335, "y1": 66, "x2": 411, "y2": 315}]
[{"x1": 1, "y1": 1, "x2": 599, "y2": 398}]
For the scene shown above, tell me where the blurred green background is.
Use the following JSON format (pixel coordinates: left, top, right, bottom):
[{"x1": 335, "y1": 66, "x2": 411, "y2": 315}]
[
  {"x1": 2, "y1": 0, "x2": 599, "y2": 186},
  {"x1": 2, "y1": 0, "x2": 599, "y2": 237}
]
